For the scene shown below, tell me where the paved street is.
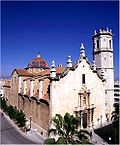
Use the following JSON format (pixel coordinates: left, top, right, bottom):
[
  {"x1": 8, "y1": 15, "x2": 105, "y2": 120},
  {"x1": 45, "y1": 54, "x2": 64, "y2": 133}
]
[{"x1": 0, "y1": 112, "x2": 42, "y2": 144}]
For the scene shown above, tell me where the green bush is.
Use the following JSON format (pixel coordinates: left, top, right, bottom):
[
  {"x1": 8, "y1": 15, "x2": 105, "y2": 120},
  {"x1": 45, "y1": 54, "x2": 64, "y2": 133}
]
[
  {"x1": 7, "y1": 105, "x2": 13, "y2": 119},
  {"x1": 1, "y1": 98, "x2": 26, "y2": 128},
  {"x1": 1, "y1": 98, "x2": 8, "y2": 112},
  {"x1": 16, "y1": 110, "x2": 26, "y2": 127}
]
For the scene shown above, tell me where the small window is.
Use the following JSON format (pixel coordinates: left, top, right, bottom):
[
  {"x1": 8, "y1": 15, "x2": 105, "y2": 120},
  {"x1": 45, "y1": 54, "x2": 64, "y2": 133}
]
[
  {"x1": 82, "y1": 74, "x2": 85, "y2": 84},
  {"x1": 109, "y1": 40, "x2": 111, "y2": 48},
  {"x1": 97, "y1": 40, "x2": 99, "y2": 48}
]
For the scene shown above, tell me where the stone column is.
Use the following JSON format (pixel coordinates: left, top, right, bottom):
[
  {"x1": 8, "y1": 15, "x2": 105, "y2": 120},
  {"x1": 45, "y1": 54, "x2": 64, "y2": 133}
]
[
  {"x1": 30, "y1": 80, "x2": 34, "y2": 97},
  {"x1": 18, "y1": 76, "x2": 22, "y2": 93},
  {"x1": 87, "y1": 90, "x2": 90, "y2": 106},
  {"x1": 79, "y1": 111, "x2": 82, "y2": 128},
  {"x1": 50, "y1": 81, "x2": 56, "y2": 119},
  {"x1": 23, "y1": 80, "x2": 27, "y2": 94},
  {"x1": 39, "y1": 80, "x2": 43, "y2": 99},
  {"x1": 79, "y1": 93, "x2": 81, "y2": 106},
  {"x1": 81, "y1": 112, "x2": 83, "y2": 129},
  {"x1": 81, "y1": 93, "x2": 84, "y2": 108},
  {"x1": 18, "y1": 76, "x2": 22, "y2": 109},
  {"x1": 91, "y1": 107, "x2": 94, "y2": 127},
  {"x1": 88, "y1": 109, "x2": 91, "y2": 128}
]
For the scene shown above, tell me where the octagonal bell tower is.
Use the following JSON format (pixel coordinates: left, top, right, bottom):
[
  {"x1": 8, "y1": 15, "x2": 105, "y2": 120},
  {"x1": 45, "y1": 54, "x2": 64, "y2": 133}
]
[{"x1": 92, "y1": 28, "x2": 114, "y2": 118}]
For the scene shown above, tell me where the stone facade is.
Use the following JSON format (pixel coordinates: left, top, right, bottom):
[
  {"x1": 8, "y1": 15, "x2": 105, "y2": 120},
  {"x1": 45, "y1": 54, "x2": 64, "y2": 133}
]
[
  {"x1": 4, "y1": 28, "x2": 114, "y2": 137},
  {"x1": 50, "y1": 58, "x2": 107, "y2": 128}
]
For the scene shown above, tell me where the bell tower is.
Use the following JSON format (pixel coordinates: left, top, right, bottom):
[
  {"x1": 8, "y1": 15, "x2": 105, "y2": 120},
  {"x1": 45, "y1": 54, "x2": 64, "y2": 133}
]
[{"x1": 92, "y1": 28, "x2": 114, "y2": 117}]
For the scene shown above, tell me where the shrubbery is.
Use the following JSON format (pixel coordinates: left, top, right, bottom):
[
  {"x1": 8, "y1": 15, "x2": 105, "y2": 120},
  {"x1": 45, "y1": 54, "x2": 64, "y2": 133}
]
[{"x1": 0, "y1": 97, "x2": 26, "y2": 128}]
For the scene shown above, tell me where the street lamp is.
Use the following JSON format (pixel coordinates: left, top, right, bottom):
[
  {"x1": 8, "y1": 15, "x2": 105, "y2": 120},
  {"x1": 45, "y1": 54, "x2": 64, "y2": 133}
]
[{"x1": 30, "y1": 116, "x2": 32, "y2": 129}]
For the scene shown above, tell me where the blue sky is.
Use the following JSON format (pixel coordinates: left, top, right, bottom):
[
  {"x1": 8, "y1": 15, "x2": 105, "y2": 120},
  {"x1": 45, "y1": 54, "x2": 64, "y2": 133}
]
[{"x1": 1, "y1": 1, "x2": 119, "y2": 80}]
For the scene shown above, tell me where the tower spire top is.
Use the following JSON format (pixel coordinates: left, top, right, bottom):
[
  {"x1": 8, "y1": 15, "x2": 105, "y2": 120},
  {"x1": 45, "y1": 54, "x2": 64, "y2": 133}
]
[
  {"x1": 80, "y1": 43, "x2": 85, "y2": 58},
  {"x1": 37, "y1": 48, "x2": 40, "y2": 58},
  {"x1": 50, "y1": 60, "x2": 56, "y2": 78},
  {"x1": 67, "y1": 55, "x2": 72, "y2": 68},
  {"x1": 94, "y1": 30, "x2": 97, "y2": 35}
]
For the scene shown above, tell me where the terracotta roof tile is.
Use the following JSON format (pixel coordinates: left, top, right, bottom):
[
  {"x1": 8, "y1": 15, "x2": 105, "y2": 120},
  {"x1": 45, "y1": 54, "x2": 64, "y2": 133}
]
[
  {"x1": 15, "y1": 69, "x2": 36, "y2": 77},
  {"x1": 56, "y1": 67, "x2": 65, "y2": 74},
  {"x1": 37, "y1": 67, "x2": 65, "y2": 76},
  {"x1": 26, "y1": 56, "x2": 49, "y2": 69},
  {"x1": 38, "y1": 69, "x2": 50, "y2": 76},
  {"x1": 12, "y1": 66, "x2": 65, "y2": 78}
]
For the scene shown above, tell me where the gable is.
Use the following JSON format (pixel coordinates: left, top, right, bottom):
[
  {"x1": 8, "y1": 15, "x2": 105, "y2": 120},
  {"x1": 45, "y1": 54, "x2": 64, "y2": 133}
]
[{"x1": 56, "y1": 58, "x2": 102, "y2": 82}]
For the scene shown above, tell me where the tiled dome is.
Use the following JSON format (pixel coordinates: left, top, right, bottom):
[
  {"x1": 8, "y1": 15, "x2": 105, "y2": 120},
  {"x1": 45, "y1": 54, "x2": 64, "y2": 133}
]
[{"x1": 27, "y1": 55, "x2": 49, "y2": 69}]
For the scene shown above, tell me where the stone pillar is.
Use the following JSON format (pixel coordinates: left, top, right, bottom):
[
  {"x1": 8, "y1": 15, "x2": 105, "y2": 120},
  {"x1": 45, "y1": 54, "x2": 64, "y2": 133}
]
[
  {"x1": 80, "y1": 43, "x2": 85, "y2": 58},
  {"x1": 79, "y1": 92, "x2": 81, "y2": 106},
  {"x1": 18, "y1": 76, "x2": 22, "y2": 109},
  {"x1": 50, "y1": 81, "x2": 56, "y2": 120},
  {"x1": 81, "y1": 112, "x2": 84, "y2": 129},
  {"x1": 81, "y1": 94, "x2": 83, "y2": 107},
  {"x1": 30, "y1": 80, "x2": 34, "y2": 97},
  {"x1": 39, "y1": 80, "x2": 43, "y2": 99},
  {"x1": 88, "y1": 109, "x2": 91, "y2": 128},
  {"x1": 23, "y1": 80, "x2": 27, "y2": 94},
  {"x1": 18, "y1": 76, "x2": 22, "y2": 93},
  {"x1": 80, "y1": 94, "x2": 81, "y2": 106},
  {"x1": 88, "y1": 95, "x2": 90, "y2": 107},
  {"x1": 91, "y1": 107, "x2": 95, "y2": 127},
  {"x1": 79, "y1": 111, "x2": 82, "y2": 128}
]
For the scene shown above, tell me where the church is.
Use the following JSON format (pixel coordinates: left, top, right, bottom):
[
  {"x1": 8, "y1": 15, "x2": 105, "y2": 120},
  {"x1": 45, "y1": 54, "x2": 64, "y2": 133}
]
[{"x1": 9, "y1": 28, "x2": 114, "y2": 137}]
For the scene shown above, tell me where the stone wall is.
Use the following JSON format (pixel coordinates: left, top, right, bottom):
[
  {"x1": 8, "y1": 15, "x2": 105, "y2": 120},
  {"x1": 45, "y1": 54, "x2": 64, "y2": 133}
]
[
  {"x1": 19, "y1": 95, "x2": 49, "y2": 132},
  {"x1": 50, "y1": 58, "x2": 106, "y2": 128}
]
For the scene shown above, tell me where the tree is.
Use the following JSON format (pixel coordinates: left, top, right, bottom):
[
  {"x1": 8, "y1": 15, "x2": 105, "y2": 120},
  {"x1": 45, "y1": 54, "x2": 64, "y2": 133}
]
[
  {"x1": 1, "y1": 98, "x2": 26, "y2": 128},
  {"x1": 7, "y1": 105, "x2": 14, "y2": 119},
  {"x1": 111, "y1": 103, "x2": 119, "y2": 143},
  {"x1": 16, "y1": 110, "x2": 26, "y2": 127},
  {"x1": 44, "y1": 113, "x2": 91, "y2": 144},
  {"x1": 1, "y1": 98, "x2": 8, "y2": 112}
]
